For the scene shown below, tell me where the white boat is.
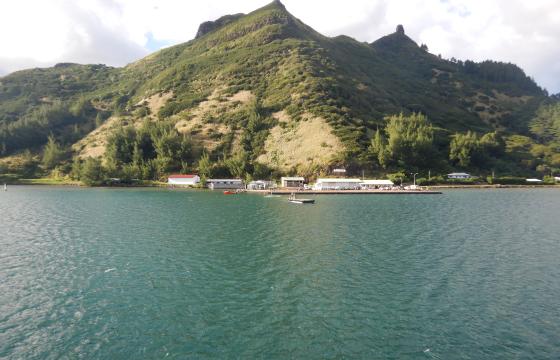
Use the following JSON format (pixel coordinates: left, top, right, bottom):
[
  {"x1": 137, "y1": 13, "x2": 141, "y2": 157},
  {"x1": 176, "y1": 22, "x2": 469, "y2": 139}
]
[
  {"x1": 3, "y1": 184, "x2": 6, "y2": 191},
  {"x1": 288, "y1": 193, "x2": 315, "y2": 204}
]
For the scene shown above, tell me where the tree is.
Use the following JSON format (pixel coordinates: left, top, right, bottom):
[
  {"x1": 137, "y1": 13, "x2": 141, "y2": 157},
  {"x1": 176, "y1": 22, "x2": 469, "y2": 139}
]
[
  {"x1": 384, "y1": 112, "x2": 434, "y2": 168},
  {"x1": 20, "y1": 150, "x2": 38, "y2": 177},
  {"x1": 70, "y1": 157, "x2": 82, "y2": 180},
  {"x1": 70, "y1": 96, "x2": 94, "y2": 118},
  {"x1": 449, "y1": 131, "x2": 479, "y2": 167},
  {"x1": 105, "y1": 125, "x2": 136, "y2": 170},
  {"x1": 224, "y1": 152, "x2": 247, "y2": 179},
  {"x1": 387, "y1": 171, "x2": 407, "y2": 185},
  {"x1": 80, "y1": 157, "x2": 104, "y2": 186},
  {"x1": 42, "y1": 135, "x2": 65, "y2": 170},
  {"x1": 530, "y1": 102, "x2": 560, "y2": 143},
  {"x1": 368, "y1": 128, "x2": 389, "y2": 168},
  {"x1": 197, "y1": 152, "x2": 212, "y2": 183},
  {"x1": 479, "y1": 131, "x2": 504, "y2": 157}
]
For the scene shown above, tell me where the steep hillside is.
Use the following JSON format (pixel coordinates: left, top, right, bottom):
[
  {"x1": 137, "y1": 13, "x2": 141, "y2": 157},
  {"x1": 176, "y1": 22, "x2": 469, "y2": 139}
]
[{"x1": 0, "y1": 0, "x2": 557, "y2": 182}]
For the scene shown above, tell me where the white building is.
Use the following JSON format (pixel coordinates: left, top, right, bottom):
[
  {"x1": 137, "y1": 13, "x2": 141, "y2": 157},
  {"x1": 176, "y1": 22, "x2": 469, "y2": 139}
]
[
  {"x1": 206, "y1": 179, "x2": 244, "y2": 190},
  {"x1": 280, "y1": 177, "x2": 305, "y2": 188},
  {"x1": 312, "y1": 178, "x2": 362, "y2": 190},
  {"x1": 360, "y1": 179, "x2": 394, "y2": 189},
  {"x1": 168, "y1": 174, "x2": 200, "y2": 186},
  {"x1": 447, "y1": 172, "x2": 471, "y2": 179},
  {"x1": 246, "y1": 180, "x2": 275, "y2": 190},
  {"x1": 554, "y1": 176, "x2": 560, "y2": 183}
]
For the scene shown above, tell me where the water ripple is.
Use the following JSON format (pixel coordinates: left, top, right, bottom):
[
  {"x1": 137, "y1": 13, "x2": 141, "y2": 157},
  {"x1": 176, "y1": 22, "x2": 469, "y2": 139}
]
[{"x1": 1, "y1": 187, "x2": 560, "y2": 359}]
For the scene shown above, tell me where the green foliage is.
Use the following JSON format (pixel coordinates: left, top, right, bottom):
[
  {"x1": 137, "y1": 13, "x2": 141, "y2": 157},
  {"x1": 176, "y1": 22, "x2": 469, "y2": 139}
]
[
  {"x1": 370, "y1": 113, "x2": 435, "y2": 170},
  {"x1": 449, "y1": 131, "x2": 479, "y2": 167},
  {"x1": 70, "y1": 96, "x2": 95, "y2": 117},
  {"x1": 80, "y1": 157, "x2": 104, "y2": 186},
  {"x1": 416, "y1": 176, "x2": 445, "y2": 186},
  {"x1": 487, "y1": 176, "x2": 533, "y2": 185},
  {"x1": 104, "y1": 120, "x2": 193, "y2": 180},
  {"x1": 449, "y1": 130, "x2": 505, "y2": 168},
  {"x1": 20, "y1": 150, "x2": 39, "y2": 177},
  {"x1": 41, "y1": 135, "x2": 66, "y2": 170},
  {"x1": 197, "y1": 152, "x2": 212, "y2": 182},
  {"x1": 479, "y1": 131, "x2": 504, "y2": 157},
  {"x1": 0, "y1": 1, "x2": 554, "y2": 179},
  {"x1": 461, "y1": 60, "x2": 541, "y2": 95},
  {"x1": 387, "y1": 171, "x2": 407, "y2": 184},
  {"x1": 70, "y1": 157, "x2": 82, "y2": 180},
  {"x1": 223, "y1": 153, "x2": 247, "y2": 179},
  {"x1": 368, "y1": 128, "x2": 389, "y2": 168},
  {"x1": 530, "y1": 101, "x2": 560, "y2": 143}
]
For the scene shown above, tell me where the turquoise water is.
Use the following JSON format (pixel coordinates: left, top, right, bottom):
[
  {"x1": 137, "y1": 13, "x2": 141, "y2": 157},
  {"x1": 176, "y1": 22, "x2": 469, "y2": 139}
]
[{"x1": 1, "y1": 187, "x2": 560, "y2": 359}]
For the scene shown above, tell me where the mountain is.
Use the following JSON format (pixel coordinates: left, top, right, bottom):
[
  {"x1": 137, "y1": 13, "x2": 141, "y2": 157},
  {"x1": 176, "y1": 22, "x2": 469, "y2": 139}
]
[{"x1": 0, "y1": 1, "x2": 558, "y2": 182}]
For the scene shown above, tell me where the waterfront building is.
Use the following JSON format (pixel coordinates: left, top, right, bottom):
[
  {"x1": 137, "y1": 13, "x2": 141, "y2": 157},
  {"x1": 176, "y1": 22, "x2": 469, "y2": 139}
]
[
  {"x1": 206, "y1": 179, "x2": 244, "y2": 190},
  {"x1": 168, "y1": 174, "x2": 200, "y2": 186},
  {"x1": 360, "y1": 179, "x2": 394, "y2": 189},
  {"x1": 312, "y1": 178, "x2": 362, "y2": 190},
  {"x1": 447, "y1": 172, "x2": 471, "y2": 179},
  {"x1": 280, "y1": 177, "x2": 305, "y2": 188},
  {"x1": 246, "y1": 180, "x2": 275, "y2": 190}
]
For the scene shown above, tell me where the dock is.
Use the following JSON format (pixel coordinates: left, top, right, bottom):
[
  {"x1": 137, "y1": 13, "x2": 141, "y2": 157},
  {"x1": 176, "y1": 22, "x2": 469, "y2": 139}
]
[{"x1": 250, "y1": 189, "x2": 442, "y2": 195}]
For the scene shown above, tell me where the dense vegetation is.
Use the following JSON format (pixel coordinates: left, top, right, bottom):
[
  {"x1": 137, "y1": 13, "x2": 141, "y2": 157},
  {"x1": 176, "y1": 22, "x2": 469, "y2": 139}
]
[{"x1": 0, "y1": 0, "x2": 558, "y2": 184}]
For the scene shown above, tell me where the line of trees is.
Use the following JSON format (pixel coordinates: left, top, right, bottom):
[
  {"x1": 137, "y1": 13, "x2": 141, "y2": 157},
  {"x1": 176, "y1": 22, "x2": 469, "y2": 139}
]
[
  {"x1": 449, "y1": 131, "x2": 504, "y2": 168},
  {"x1": 102, "y1": 119, "x2": 193, "y2": 181},
  {"x1": 5, "y1": 106, "x2": 558, "y2": 185},
  {"x1": 368, "y1": 112, "x2": 435, "y2": 170},
  {"x1": 367, "y1": 112, "x2": 507, "y2": 173}
]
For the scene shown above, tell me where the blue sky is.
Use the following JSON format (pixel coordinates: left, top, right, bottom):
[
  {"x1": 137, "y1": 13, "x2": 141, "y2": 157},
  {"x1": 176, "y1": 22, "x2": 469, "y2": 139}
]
[{"x1": 0, "y1": 0, "x2": 559, "y2": 93}]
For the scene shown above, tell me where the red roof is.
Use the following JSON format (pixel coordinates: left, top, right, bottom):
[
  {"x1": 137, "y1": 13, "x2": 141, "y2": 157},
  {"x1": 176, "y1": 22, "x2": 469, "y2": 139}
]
[{"x1": 169, "y1": 174, "x2": 198, "y2": 178}]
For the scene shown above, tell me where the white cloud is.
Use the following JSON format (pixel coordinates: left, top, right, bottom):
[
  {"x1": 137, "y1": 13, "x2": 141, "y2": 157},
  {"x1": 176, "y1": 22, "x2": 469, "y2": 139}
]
[{"x1": 0, "y1": 0, "x2": 559, "y2": 93}]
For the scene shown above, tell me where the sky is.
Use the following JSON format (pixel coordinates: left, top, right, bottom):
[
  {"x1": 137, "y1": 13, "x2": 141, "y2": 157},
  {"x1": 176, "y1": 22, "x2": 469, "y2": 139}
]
[{"x1": 0, "y1": 0, "x2": 559, "y2": 93}]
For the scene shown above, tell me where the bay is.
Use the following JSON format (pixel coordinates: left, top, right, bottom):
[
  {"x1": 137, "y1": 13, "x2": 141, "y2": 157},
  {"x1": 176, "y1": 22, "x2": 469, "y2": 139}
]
[{"x1": 1, "y1": 187, "x2": 559, "y2": 359}]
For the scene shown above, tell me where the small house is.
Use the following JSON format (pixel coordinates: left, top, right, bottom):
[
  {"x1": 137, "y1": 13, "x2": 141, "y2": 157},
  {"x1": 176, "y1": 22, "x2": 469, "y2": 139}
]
[
  {"x1": 206, "y1": 179, "x2": 244, "y2": 190},
  {"x1": 312, "y1": 178, "x2": 362, "y2": 190},
  {"x1": 246, "y1": 180, "x2": 275, "y2": 190},
  {"x1": 447, "y1": 172, "x2": 471, "y2": 179},
  {"x1": 360, "y1": 179, "x2": 394, "y2": 189},
  {"x1": 168, "y1": 174, "x2": 200, "y2": 186},
  {"x1": 280, "y1": 177, "x2": 305, "y2": 188}
]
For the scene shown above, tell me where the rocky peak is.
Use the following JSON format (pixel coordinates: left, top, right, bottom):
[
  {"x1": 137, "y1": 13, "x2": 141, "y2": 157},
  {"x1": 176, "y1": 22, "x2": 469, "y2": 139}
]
[{"x1": 195, "y1": 13, "x2": 244, "y2": 39}]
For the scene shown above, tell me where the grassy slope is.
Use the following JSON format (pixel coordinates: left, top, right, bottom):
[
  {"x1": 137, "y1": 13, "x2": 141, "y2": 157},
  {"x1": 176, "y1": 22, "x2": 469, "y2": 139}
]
[{"x1": 0, "y1": 0, "x2": 555, "y2": 177}]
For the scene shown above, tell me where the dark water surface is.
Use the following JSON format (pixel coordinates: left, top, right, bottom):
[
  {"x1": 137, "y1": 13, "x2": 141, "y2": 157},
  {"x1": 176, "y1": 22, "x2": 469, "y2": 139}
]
[{"x1": 1, "y1": 187, "x2": 559, "y2": 359}]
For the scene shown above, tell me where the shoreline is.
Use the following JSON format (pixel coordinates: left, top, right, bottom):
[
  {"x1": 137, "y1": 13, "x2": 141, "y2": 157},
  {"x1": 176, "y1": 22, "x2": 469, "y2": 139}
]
[
  {"x1": 429, "y1": 184, "x2": 560, "y2": 189},
  {"x1": 253, "y1": 189, "x2": 443, "y2": 195},
  {"x1": 4, "y1": 179, "x2": 559, "y2": 191}
]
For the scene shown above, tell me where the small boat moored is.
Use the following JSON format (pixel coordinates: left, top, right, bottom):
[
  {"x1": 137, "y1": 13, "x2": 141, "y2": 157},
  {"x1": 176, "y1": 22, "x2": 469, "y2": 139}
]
[
  {"x1": 223, "y1": 190, "x2": 236, "y2": 195},
  {"x1": 288, "y1": 192, "x2": 315, "y2": 204}
]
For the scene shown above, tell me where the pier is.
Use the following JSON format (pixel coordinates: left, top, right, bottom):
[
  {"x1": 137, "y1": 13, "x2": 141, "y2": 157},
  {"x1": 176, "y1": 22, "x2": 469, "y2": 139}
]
[{"x1": 251, "y1": 189, "x2": 442, "y2": 195}]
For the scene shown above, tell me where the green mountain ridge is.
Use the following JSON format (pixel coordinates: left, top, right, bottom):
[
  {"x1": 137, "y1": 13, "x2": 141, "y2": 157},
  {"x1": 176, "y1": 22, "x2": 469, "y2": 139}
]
[{"x1": 1, "y1": 0, "x2": 558, "y2": 182}]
